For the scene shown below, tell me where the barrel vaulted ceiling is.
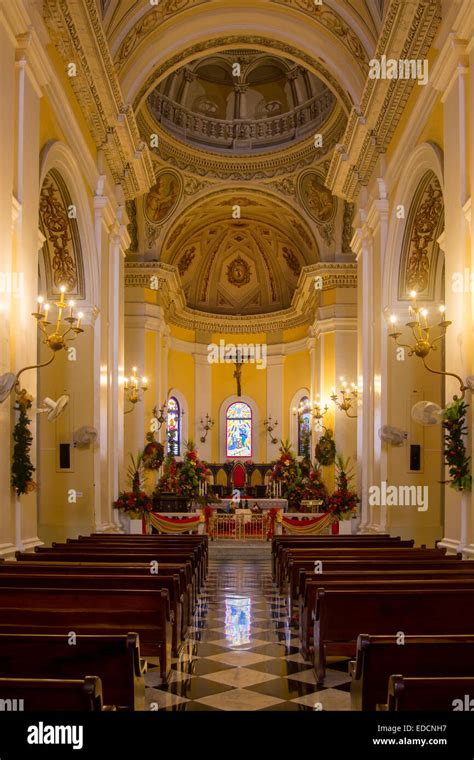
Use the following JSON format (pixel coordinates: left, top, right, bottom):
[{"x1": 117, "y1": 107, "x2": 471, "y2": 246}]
[{"x1": 45, "y1": 0, "x2": 441, "y2": 326}]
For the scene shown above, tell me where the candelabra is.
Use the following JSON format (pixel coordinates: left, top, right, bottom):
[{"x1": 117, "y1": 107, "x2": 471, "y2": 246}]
[
  {"x1": 263, "y1": 415, "x2": 279, "y2": 445},
  {"x1": 388, "y1": 291, "x2": 467, "y2": 400},
  {"x1": 123, "y1": 367, "x2": 148, "y2": 414},
  {"x1": 152, "y1": 401, "x2": 169, "y2": 430},
  {"x1": 293, "y1": 396, "x2": 329, "y2": 429},
  {"x1": 199, "y1": 413, "x2": 215, "y2": 443},
  {"x1": 330, "y1": 378, "x2": 358, "y2": 418},
  {"x1": 0, "y1": 286, "x2": 84, "y2": 404}
]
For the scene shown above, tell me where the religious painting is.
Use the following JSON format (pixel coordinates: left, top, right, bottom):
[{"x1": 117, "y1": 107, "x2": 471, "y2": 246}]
[
  {"x1": 298, "y1": 171, "x2": 336, "y2": 225},
  {"x1": 144, "y1": 171, "x2": 182, "y2": 226},
  {"x1": 226, "y1": 402, "x2": 252, "y2": 458}
]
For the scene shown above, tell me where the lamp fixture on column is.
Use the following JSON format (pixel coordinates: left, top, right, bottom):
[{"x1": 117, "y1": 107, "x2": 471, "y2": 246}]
[
  {"x1": 152, "y1": 400, "x2": 169, "y2": 430},
  {"x1": 123, "y1": 367, "x2": 148, "y2": 414},
  {"x1": 199, "y1": 413, "x2": 215, "y2": 443},
  {"x1": 293, "y1": 396, "x2": 329, "y2": 430},
  {"x1": 0, "y1": 286, "x2": 84, "y2": 404},
  {"x1": 388, "y1": 291, "x2": 468, "y2": 400},
  {"x1": 263, "y1": 415, "x2": 279, "y2": 445},
  {"x1": 330, "y1": 377, "x2": 358, "y2": 418}
]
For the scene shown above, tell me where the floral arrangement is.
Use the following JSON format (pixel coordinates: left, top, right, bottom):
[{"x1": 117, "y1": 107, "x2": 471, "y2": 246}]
[
  {"x1": 269, "y1": 440, "x2": 328, "y2": 512},
  {"x1": 113, "y1": 452, "x2": 153, "y2": 517},
  {"x1": 327, "y1": 454, "x2": 359, "y2": 519},
  {"x1": 154, "y1": 441, "x2": 216, "y2": 504},
  {"x1": 441, "y1": 398, "x2": 472, "y2": 492}
]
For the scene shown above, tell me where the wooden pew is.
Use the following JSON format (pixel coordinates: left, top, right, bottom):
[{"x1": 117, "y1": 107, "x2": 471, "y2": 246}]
[
  {"x1": 0, "y1": 585, "x2": 172, "y2": 683},
  {"x1": 0, "y1": 632, "x2": 145, "y2": 710},
  {"x1": 350, "y1": 634, "x2": 474, "y2": 710},
  {"x1": 0, "y1": 571, "x2": 184, "y2": 657},
  {"x1": 281, "y1": 547, "x2": 454, "y2": 597},
  {"x1": 300, "y1": 574, "x2": 474, "y2": 660},
  {"x1": 5, "y1": 560, "x2": 192, "y2": 632},
  {"x1": 382, "y1": 674, "x2": 474, "y2": 712},
  {"x1": 313, "y1": 588, "x2": 474, "y2": 684},
  {"x1": 0, "y1": 675, "x2": 111, "y2": 711}
]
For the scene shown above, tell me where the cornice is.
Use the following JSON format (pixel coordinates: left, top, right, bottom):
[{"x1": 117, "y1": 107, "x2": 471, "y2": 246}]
[
  {"x1": 43, "y1": 0, "x2": 154, "y2": 199},
  {"x1": 326, "y1": 0, "x2": 442, "y2": 201},
  {"x1": 124, "y1": 261, "x2": 357, "y2": 334}
]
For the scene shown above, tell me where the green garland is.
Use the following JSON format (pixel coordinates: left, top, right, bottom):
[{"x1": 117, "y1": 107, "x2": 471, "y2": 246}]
[
  {"x1": 11, "y1": 394, "x2": 36, "y2": 497},
  {"x1": 441, "y1": 398, "x2": 472, "y2": 492},
  {"x1": 315, "y1": 428, "x2": 336, "y2": 466}
]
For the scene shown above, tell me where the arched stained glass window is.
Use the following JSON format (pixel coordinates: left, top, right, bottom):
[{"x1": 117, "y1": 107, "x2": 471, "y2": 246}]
[
  {"x1": 298, "y1": 396, "x2": 311, "y2": 456},
  {"x1": 226, "y1": 402, "x2": 252, "y2": 458},
  {"x1": 167, "y1": 397, "x2": 180, "y2": 455}
]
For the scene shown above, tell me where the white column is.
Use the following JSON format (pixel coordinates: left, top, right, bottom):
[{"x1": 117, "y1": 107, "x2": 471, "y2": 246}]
[
  {"x1": 266, "y1": 353, "x2": 284, "y2": 460},
  {"x1": 124, "y1": 314, "x2": 146, "y2": 459}
]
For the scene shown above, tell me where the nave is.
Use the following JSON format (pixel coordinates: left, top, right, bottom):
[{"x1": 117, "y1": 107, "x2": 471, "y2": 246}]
[{"x1": 144, "y1": 559, "x2": 351, "y2": 711}]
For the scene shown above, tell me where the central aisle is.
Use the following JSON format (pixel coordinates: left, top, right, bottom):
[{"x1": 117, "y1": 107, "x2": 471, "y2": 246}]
[{"x1": 145, "y1": 559, "x2": 351, "y2": 710}]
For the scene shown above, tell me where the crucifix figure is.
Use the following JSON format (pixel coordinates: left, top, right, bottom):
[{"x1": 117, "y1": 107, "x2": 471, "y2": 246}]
[{"x1": 233, "y1": 350, "x2": 243, "y2": 397}]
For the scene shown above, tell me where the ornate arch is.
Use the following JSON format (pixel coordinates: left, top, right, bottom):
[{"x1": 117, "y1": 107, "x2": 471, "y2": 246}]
[
  {"x1": 383, "y1": 142, "x2": 444, "y2": 312},
  {"x1": 39, "y1": 141, "x2": 99, "y2": 310}
]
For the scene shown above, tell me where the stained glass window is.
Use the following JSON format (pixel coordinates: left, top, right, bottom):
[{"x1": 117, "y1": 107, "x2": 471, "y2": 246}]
[
  {"x1": 167, "y1": 397, "x2": 180, "y2": 456},
  {"x1": 298, "y1": 396, "x2": 311, "y2": 456},
  {"x1": 226, "y1": 402, "x2": 252, "y2": 458}
]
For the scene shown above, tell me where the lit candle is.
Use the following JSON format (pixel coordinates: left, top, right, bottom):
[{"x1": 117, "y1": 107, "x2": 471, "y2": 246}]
[
  {"x1": 76, "y1": 311, "x2": 83, "y2": 329},
  {"x1": 68, "y1": 300, "x2": 75, "y2": 318}
]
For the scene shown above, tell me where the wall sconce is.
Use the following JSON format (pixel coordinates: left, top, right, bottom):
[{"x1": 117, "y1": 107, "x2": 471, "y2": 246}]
[
  {"x1": 199, "y1": 413, "x2": 215, "y2": 443},
  {"x1": 263, "y1": 415, "x2": 279, "y2": 445},
  {"x1": 293, "y1": 396, "x2": 329, "y2": 430},
  {"x1": 0, "y1": 286, "x2": 84, "y2": 404},
  {"x1": 152, "y1": 400, "x2": 169, "y2": 430},
  {"x1": 388, "y1": 291, "x2": 468, "y2": 400},
  {"x1": 124, "y1": 367, "x2": 148, "y2": 414},
  {"x1": 330, "y1": 377, "x2": 358, "y2": 418}
]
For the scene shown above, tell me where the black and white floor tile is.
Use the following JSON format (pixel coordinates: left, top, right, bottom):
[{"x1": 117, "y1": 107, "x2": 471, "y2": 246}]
[{"x1": 145, "y1": 559, "x2": 351, "y2": 711}]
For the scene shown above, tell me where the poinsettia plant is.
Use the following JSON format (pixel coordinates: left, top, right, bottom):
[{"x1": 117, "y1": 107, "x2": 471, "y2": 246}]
[
  {"x1": 154, "y1": 441, "x2": 217, "y2": 504},
  {"x1": 114, "y1": 452, "x2": 153, "y2": 517},
  {"x1": 269, "y1": 440, "x2": 328, "y2": 511},
  {"x1": 441, "y1": 398, "x2": 472, "y2": 492},
  {"x1": 328, "y1": 454, "x2": 359, "y2": 519}
]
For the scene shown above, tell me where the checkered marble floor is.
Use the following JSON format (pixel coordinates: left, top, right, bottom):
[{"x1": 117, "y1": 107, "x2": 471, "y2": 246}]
[{"x1": 144, "y1": 559, "x2": 351, "y2": 711}]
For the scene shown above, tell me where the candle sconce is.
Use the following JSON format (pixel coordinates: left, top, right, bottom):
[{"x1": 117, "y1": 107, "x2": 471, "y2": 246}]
[
  {"x1": 330, "y1": 378, "x2": 358, "y2": 418},
  {"x1": 263, "y1": 415, "x2": 279, "y2": 445},
  {"x1": 0, "y1": 286, "x2": 84, "y2": 404},
  {"x1": 199, "y1": 413, "x2": 215, "y2": 443},
  {"x1": 388, "y1": 291, "x2": 468, "y2": 400},
  {"x1": 152, "y1": 401, "x2": 169, "y2": 430},
  {"x1": 124, "y1": 367, "x2": 148, "y2": 414},
  {"x1": 294, "y1": 395, "x2": 329, "y2": 429}
]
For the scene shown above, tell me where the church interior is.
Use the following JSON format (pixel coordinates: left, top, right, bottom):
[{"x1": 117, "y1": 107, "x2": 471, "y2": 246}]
[{"x1": 1, "y1": 0, "x2": 474, "y2": 732}]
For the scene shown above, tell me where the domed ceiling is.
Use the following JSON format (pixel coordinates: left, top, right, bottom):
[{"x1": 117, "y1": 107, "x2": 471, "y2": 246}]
[
  {"x1": 161, "y1": 191, "x2": 318, "y2": 315},
  {"x1": 147, "y1": 51, "x2": 336, "y2": 154}
]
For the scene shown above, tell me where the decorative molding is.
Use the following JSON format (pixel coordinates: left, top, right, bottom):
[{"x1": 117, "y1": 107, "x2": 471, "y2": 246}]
[
  {"x1": 44, "y1": 0, "x2": 155, "y2": 199},
  {"x1": 327, "y1": 0, "x2": 442, "y2": 200}
]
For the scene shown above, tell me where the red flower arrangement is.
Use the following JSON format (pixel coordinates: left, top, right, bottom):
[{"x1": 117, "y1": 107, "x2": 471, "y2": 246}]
[
  {"x1": 113, "y1": 490, "x2": 153, "y2": 518},
  {"x1": 327, "y1": 455, "x2": 359, "y2": 520}
]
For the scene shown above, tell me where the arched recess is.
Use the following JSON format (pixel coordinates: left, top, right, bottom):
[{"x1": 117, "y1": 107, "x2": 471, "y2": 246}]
[
  {"x1": 289, "y1": 387, "x2": 310, "y2": 456},
  {"x1": 219, "y1": 394, "x2": 259, "y2": 461},
  {"x1": 381, "y1": 142, "x2": 445, "y2": 547},
  {"x1": 37, "y1": 142, "x2": 99, "y2": 543},
  {"x1": 118, "y1": 5, "x2": 366, "y2": 111},
  {"x1": 167, "y1": 387, "x2": 189, "y2": 460}
]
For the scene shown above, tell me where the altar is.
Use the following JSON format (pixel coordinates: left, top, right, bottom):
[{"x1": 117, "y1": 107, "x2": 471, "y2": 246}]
[{"x1": 218, "y1": 498, "x2": 288, "y2": 512}]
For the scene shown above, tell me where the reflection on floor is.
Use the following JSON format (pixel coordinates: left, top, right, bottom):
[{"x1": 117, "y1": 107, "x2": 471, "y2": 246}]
[{"x1": 145, "y1": 559, "x2": 351, "y2": 711}]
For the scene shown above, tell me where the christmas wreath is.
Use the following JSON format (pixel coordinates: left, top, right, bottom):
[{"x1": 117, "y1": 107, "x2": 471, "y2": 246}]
[
  {"x1": 11, "y1": 390, "x2": 37, "y2": 496},
  {"x1": 315, "y1": 429, "x2": 336, "y2": 466},
  {"x1": 441, "y1": 398, "x2": 472, "y2": 492},
  {"x1": 142, "y1": 433, "x2": 164, "y2": 470}
]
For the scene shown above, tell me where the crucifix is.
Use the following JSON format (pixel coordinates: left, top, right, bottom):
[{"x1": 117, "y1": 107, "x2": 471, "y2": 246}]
[{"x1": 233, "y1": 350, "x2": 243, "y2": 397}]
